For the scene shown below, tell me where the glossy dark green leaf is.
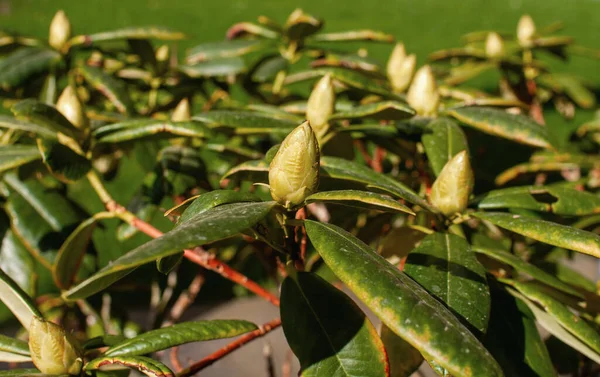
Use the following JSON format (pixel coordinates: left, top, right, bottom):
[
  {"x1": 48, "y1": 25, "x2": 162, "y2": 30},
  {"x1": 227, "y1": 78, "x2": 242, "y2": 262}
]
[
  {"x1": 422, "y1": 117, "x2": 469, "y2": 177},
  {"x1": 36, "y1": 139, "x2": 91, "y2": 183},
  {"x1": 311, "y1": 53, "x2": 383, "y2": 76},
  {"x1": 70, "y1": 27, "x2": 185, "y2": 46},
  {"x1": 447, "y1": 106, "x2": 551, "y2": 149},
  {"x1": 309, "y1": 30, "x2": 394, "y2": 42},
  {"x1": 94, "y1": 119, "x2": 210, "y2": 143},
  {"x1": 105, "y1": 320, "x2": 257, "y2": 357},
  {"x1": 0, "y1": 47, "x2": 60, "y2": 90},
  {"x1": 284, "y1": 10, "x2": 322, "y2": 40},
  {"x1": 476, "y1": 185, "x2": 600, "y2": 215},
  {"x1": 0, "y1": 116, "x2": 58, "y2": 139},
  {"x1": 0, "y1": 334, "x2": 30, "y2": 362},
  {"x1": 484, "y1": 288, "x2": 556, "y2": 377},
  {"x1": 186, "y1": 40, "x2": 270, "y2": 64},
  {"x1": 63, "y1": 201, "x2": 276, "y2": 300},
  {"x1": 84, "y1": 355, "x2": 174, "y2": 377},
  {"x1": 180, "y1": 57, "x2": 246, "y2": 78},
  {"x1": 305, "y1": 221, "x2": 503, "y2": 377},
  {"x1": 11, "y1": 99, "x2": 80, "y2": 139},
  {"x1": 0, "y1": 268, "x2": 41, "y2": 329},
  {"x1": 78, "y1": 65, "x2": 134, "y2": 114},
  {"x1": 193, "y1": 110, "x2": 297, "y2": 135},
  {"x1": 226, "y1": 22, "x2": 280, "y2": 40},
  {"x1": 508, "y1": 280, "x2": 600, "y2": 354},
  {"x1": 250, "y1": 55, "x2": 289, "y2": 82},
  {"x1": 329, "y1": 101, "x2": 414, "y2": 121},
  {"x1": 380, "y1": 325, "x2": 423, "y2": 377},
  {"x1": 0, "y1": 145, "x2": 41, "y2": 173},
  {"x1": 0, "y1": 369, "x2": 43, "y2": 377},
  {"x1": 473, "y1": 212, "x2": 600, "y2": 258},
  {"x1": 404, "y1": 233, "x2": 490, "y2": 335},
  {"x1": 471, "y1": 246, "x2": 580, "y2": 297},
  {"x1": 178, "y1": 190, "x2": 261, "y2": 224},
  {"x1": 281, "y1": 272, "x2": 389, "y2": 377},
  {"x1": 305, "y1": 190, "x2": 414, "y2": 215}
]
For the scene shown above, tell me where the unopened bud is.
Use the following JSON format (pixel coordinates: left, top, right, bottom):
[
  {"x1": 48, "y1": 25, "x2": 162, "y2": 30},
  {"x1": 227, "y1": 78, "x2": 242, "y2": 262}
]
[
  {"x1": 485, "y1": 32, "x2": 504, "y2": 58},
  {"x1": 56, "y1": 86, "x2": 89, "y2": 129},
  {"x1": 407, "y1": 65, "x2": 439, "y2": 116},
  {"x1": 387, "y1": 43, "x2": 416, "y2": 93},
  {"x1": 48, "y1": 10, "x2": 71, "y2": 51},
  {"x1": 171, "y1": 98, "x2": 191, "y2": 122},
  {"x1": 155, "y1": 45, "x2": 170, "y2": 62},
  {"x1": 269, "y1": 121, "x2": 320, "y2": 209},
  {"x1": 429, "y1": 150, "x2": 474, "y2": 216},
  {"x1": 517, "y1": 15, "x2": 536, "y2": 45},
  {"x1": 306, "y1": 74, "x2": 335, "y2": 141},
  {"x1": 29, "y1": 317, "x2": 83, "y2": 375}
]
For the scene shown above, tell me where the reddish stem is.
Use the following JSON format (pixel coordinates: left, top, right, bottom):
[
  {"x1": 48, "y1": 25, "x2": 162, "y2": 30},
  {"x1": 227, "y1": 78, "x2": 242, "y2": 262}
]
[{"x1": 372, "y1": 146, "x2": 385, "y2": 173}]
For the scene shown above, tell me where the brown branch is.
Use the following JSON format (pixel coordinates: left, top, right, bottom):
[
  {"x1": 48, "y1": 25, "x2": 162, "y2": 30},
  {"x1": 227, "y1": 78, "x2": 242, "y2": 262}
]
[
  {"x1": 372, "y1": 146, "x2": 385, "y2": 173},
  {"x1": 170, "y1": 346, "x2": 185, "y2": 373},
  {"x1": 177, "y1": 318, "x2": 282, "y2": 377}
]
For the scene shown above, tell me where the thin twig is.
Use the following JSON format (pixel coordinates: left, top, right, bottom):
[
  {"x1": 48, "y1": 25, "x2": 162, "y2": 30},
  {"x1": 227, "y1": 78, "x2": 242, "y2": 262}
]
[
  {"x1": 177, "y1": 318, "x2": 282, "y2": 377},
  {"x1": 163, "y1": 272, "x2": 205, "y2": 327},
  {"x1": 170, "y1": 346, "x2": 185, "y2": 373}
]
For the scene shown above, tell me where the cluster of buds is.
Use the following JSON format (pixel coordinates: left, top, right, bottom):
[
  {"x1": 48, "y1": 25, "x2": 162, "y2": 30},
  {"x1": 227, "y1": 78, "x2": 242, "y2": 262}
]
[
  {"x1": 29, "y1": 317, "x2": 83, "y2": 375},
  {"x1": 386, "y1": 43, "x2": 416, "y2": 93},
  {"x1": 48, "y1": 10, "x2": 71, "y2": 52},
  {"x1": 269, "y1": 121, "x2": 320, "y2": 209},
  {"x1": 429, "y1": 150, "x2": 474, "y2": 217},
  {"x1": 407, "y1": 65, "x2": 440, "y2": 117},
  {"x1": 306, "y1": 74, "x2": 335, "y2": 142}
]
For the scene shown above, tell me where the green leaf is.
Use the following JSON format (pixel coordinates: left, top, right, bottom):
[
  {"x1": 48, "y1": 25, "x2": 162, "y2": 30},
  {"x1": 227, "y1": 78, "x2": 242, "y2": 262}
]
[
  {"x1": 193, "y1": 110, "x2": 297, "y2": 135},
  {"x1": 421, "y1": 118, "x2": 469, "y2": 176},
  {"x1": 507, "y1": 280, "x2": 600, "y2": 354},
  {"x1": 309, "y1": 30, "x2": 394, "y2": 42},
  {"x1": 380, "y1": 325, "x2": 423, "y2": 377},
  {"x1": 178, "y1": 190, "x2": 261, "y2": 224},
  {"x1": 447, "y1": 106, "x2": 551, "y2": 149},
  {"x1": 305, "y1": 221, "x2": 503, "y2": 377},
  {"x1": 70, "y1": 27, "x2": 185, "y2": 46},
  {"x1": 484, "y1": 288, "x2": 556, "y2": 377},
  {"x1": 63, "y1": 201, "x2": 276, "y2": 300},
  {"x1": 250, "y1": 55, "x2": 289, "y2": 82},
  {"x1": 186, "y1": 40, "x2": 271, "y2": 64},
  {"x1": 476, "y1": 185, "x2": 600, "y2": 216},
  {"x1": 305, "y1": 190, "x2": 414, "y2": 215},
  {"x1": 180, "y1": 57, "x2": 246, "y2": 78},
  {"x1": 281, "y1": 272, "x2": 389, "y2": 377},
  {"x1": 0, "y1": 145, "x2": 41, "y2": 173},
  {"x1": 473, "y1": 212, "x2": 600, "y2": 258},
  {"x1": 11, "y1": 99, "x2": 80, "y2": 139},
  {"x1": 0, "y1": 333, "x2": 30, "y2": 362},
  {"x1": 404, "y1": 233, "x2": 490, "y2": 335},
  {"x1": 0, "y1": 268, "x2": 41, "y2": 329},
  {"x1": 0, "y1": 369, "x2": 44, "y2": 377},
  {"x1": 285, "y1": 10, "x2": 322, "y2": 40},
  {"x1": 0, "y1": 48, "x2": 60, "y2": 90},
  {"x1": 78, "y1": 65, "x2": 134, "y2": 114},
  {"x1": 36, "y1": 139, "x2": 91, "y2": 183},
  {"x1": 538, "y1": 73, "x2": 595, "y2": 109},
  {"x1": 105, "y1": 320, "x2": 257, "y2": 357},
  {"x1": 329, "y1": 101, "x2": 415, "y2": 121},
  {"x1": 84, "y1": 355, "x2": 174, "y2": 377},
  {"x1": 508, "y1": 288, "x2": 600, "y2": 365},
  {"x1": 53, "y1": 213, "x2": 114, "y2": 290},
  {"x1": 0, "y1": 116, "x2": 58, "y2": 140},
  {"x1": 94, "y1": 119, "x2": 211, "y2": 143},
  {"x1": 471, "y1": 246, "x2": 581, "y2": 297}
]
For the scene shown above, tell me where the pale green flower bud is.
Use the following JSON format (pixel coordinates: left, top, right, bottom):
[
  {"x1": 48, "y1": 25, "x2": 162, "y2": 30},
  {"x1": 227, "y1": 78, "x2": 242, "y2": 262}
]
[
  {"x1": 56, "y1": 86, "x2": 89, "y2": 129},
  {"x1": 517, "y1": 15, "x2": 536, "y2": 45},
  {"x1": 155, "y1": 45, "x2": 170, "y2": 62},
  {"x1": 429, "y1": 150, "x2": 474, "y2": 216},
  {"x1": 29, "y1": 317, "x2": 83, "y2": 375},
  {"x1": 269, "y1": 121, "x2": 320, "y2": 209},
  {"x1": 407, "y1": 65, "x2": 439, "y2": 116},
  {"x1": 386, "y1": 43, "x2": 416, "y2": 93},
  {"x1": 306, "y1": 74, "x2": 335, "y2": 141},
  {"x1": 485, "y1": 32, "x2": 505, "y2": 58},
  {"x1": 48, "y1": 10, "x2": 71, "y2": 51},
  {"x1": 171, "y1": 98, "x2": 191, "y2": 122}
]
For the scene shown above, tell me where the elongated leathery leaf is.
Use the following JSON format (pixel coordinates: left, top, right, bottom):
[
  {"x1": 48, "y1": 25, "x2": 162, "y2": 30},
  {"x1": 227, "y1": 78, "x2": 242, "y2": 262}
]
[
  {"x1": 0, "y1": 116, "x2": 58, "y2": 140},
  {"x1": 11, "y1": 100, "x2": 80, "y2": 139},
  {"x1": 0, "y1": 145, "x2": 41, "y2": 174},
  {"x1": 84, "y1": 356, "x2": 174, "y2": 377},
  {"x1": 0, "y1": 48, "x2": 60, "y2": 90},
  {"x1": 422, "y1": 117, "x2": 469, "y2": 176},
  {"x1": 69, "y1": 26, "x2": 185, "y2": 46},
  {"x1": 305, "y1": 190, "x2": 414, "y2": 215},
  {"x1": 473, "y1": 212, "x2": 600, "y2": 258},
  {"x1": 0, "y1": 334, "x2": 30, "y2": 362},
  {"x1": 79, "y1": 65, "x2": 134, "y2": 114},
  {"x1": 404, "y1": 233, "x2": 490, "y2": 335},
  {"x1": 0, "y1": 268, "x2": 41, "y2": 329},
  {"x1": 94, "y1": 119, "x2": 211, "y2": 143},
  {"x1": 178, "y1": 190, "x2": 261, "y2": 224},
  {"x1": 380, "y1": 325, "x2": 423, "y2": 377},
  {"x1": 281, "y1": 272, "x2": 389, "y2": 377},
  {"x1": 328, "y1": 101, "x2": 415, "y2": 121},
  {"x1": 305, "y1": 221, "x2": 503, "y2": 377},
  {"x1": 63, "y1": 201, "x2": 276, "y2": 300},
  {"x1": 180, "y1": 57, "x2": 246, "y2": 78},
  {"x1": 36, "y1": 139, "x2": 91, "y2": 183},
  {"x1": 193, "y1": 110, "x2": 297, "y2": 133},
  {"x1": 186, "y1": 40, "x2": 271, "y2": 63},
  {"x1": 447, "y1": 106, "x2": 551, "y2": 149},
  {"x1": 105, "y1": 320, "x2": 257, "y2": 357}
]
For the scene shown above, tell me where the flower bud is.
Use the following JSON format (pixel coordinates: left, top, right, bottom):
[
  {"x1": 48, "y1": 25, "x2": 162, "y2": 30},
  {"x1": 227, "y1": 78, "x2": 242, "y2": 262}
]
[
  {"x1": 48, "y1": 10, "x2": 71, "y2": 51},
  {"x1": 171, "y1": 98, "x2": 191, "y2": 122},
  {"x1": 306, "y1": 74, "x2": 335, "y2": 141},
  {"x1": 517, "y1": 15, "x2": 536, "y2": 45},
  {"x1": 485, "y1": 32, "x2": 505, "y2": 58},
  {"x1": 269, "y1": 121, "x2": 320, "y2": 209},
  {"x1": 429, "y1": 150, "x2": 474, "y2": 216},
  {"x1": 56, "y1": 86, "x2": 89, "y2": 130},
  {"x1": 155, "y1": 45, "x2": 170, "y2": 62},
  {"x1": 386, "y1": 43, "x2": 416, "y2": 93},
  {"x1": 29, "y1": 317, "x2": 83, "y2": 375},
  {"x1": 407, "y1": 65, "x2": 439, "y2": 116}
]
